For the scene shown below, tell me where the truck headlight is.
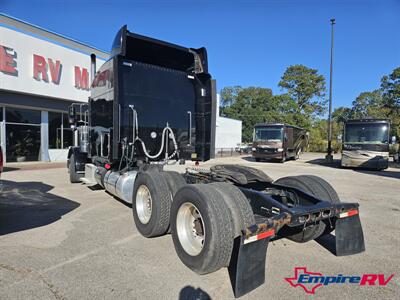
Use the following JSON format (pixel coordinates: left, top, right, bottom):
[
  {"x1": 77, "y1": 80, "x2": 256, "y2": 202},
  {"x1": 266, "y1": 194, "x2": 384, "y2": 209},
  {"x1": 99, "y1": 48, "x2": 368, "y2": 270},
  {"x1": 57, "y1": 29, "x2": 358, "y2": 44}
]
[
  {"x1": 252, "y1": 147, "x2": 256, "y2": 151},
  {"x1": 277, "y1": 148, "x2": 283, "y2": 152}
]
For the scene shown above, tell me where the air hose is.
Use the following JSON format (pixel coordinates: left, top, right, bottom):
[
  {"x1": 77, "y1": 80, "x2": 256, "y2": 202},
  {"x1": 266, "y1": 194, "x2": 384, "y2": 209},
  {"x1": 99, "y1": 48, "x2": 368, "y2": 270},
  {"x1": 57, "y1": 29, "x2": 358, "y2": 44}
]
[{"x1": 129, "y1": 105, "x2": 178, "y2": 160}]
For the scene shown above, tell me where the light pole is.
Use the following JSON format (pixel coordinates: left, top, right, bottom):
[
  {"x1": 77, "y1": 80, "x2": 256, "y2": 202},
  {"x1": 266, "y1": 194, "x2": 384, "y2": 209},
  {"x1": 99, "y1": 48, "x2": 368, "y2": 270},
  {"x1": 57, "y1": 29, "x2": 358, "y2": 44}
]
[{"x1": 326, "y1": 18, "x2": 335, "y2": 162}]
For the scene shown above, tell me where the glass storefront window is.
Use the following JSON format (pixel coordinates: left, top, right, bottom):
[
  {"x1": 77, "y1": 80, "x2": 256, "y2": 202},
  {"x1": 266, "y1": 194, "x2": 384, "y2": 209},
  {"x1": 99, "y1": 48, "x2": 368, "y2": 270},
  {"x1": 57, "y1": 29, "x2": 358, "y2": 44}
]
[
  {"x1": 3, "y1": 107, "x2": 74, "y2": 161},
  {"x1": 49, "y1": 112, "x2": 62, "y2": 149},
  {"x1": 6, "y1": 124, "x2": 41, "y2": 162},
  {"x1": 6, "y1": 107, "x2": 41, "y2": 124},
  {"x1": 5, "y1": 107, "x2": 41, "y2": 162},
  {"x1": 48, "y1": 112, "x2": 73, "y2": 149},
  {"x1": 62, "y1": 113, "x2": 73, "y2": 148}
]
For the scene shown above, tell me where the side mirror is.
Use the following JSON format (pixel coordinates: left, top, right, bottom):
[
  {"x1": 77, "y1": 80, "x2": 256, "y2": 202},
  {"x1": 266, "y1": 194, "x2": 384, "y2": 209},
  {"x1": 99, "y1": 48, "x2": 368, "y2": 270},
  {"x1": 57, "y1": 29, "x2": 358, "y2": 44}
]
[
  {"x1": 391, "y1": 136, "x2": 397, "y2": 144},
  {"x1": 284, "y1": 134, "x2": 288, "y2": 141},
  {"x1": 68, "y1": 106, "x2": 76, "y2": 125}
]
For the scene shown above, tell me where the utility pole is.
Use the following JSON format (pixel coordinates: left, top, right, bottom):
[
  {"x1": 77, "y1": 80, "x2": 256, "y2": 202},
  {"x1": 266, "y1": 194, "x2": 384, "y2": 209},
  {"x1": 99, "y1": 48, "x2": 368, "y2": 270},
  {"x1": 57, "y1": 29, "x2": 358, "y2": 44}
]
[{"x1": 326, "y1": 18, "x2": 335, "y2": 162}]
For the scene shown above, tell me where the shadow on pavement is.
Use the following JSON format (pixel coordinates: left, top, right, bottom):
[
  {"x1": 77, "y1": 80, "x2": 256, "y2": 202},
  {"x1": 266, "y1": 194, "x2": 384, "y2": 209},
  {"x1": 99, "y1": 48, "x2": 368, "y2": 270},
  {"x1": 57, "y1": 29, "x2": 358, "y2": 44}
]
[
  {"x1": 2, "y1": 166, "x2": 20, "y2": 172},
  {"x1": 305, "y1": 158, "x2": 341, "y2": 168},
  {"x1": 241, "y1": 156, "x2": 254, "y2": 162},
  {"x1": 0, "y1": 180, "x2": 80, "y2": 235},
  {"x1": 315, "y1": 233, "x2": 337, "y2": 255},
  {"x1": 354, "y1": 168, "x2": 400, "y2": 179},
  {"x1": 306, "y1": 158, "x2": 400, "y2": 179},
  {"x1": 179, "y1": 286, "x2": 211, "y2": 300},
  {"x1": 3, "y1": 162, "x2": 65, "y2": 172},
  {"x1": 241, "y1": 156, "x2": 285, "y2": 164}
]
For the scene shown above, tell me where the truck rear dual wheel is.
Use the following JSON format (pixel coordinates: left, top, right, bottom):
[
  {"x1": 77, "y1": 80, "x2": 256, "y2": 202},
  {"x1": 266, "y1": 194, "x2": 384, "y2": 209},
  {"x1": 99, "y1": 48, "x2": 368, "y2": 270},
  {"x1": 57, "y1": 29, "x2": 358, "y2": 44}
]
[
  {"x1": 170, "y1": 184, "x2": 254, "y2": 275},
  {"x1": 132, "y1": 170, "x2": 187, "y2": 237},
  {"x1": 160, "y1": 171, "x2": 187, "y2": 233},
  {"x1": 132, "y1": 170, "x2": 171, "y2": 237},
  {"x1": 161, "y1": 171, "x2": 187, "y2": 200},
  {"x1": 210, "y1": 182, "x2": 255, "y2": 237},
  {"x1": 274, "y1": 175, "x2": 340, "y2": 243}
]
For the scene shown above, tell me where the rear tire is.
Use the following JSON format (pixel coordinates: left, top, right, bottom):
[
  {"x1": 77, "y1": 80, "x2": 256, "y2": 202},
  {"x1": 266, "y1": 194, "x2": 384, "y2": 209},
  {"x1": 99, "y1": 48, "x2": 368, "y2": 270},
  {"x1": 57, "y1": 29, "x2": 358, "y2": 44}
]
[
  {"x1": 210, "y1": 182, "x2": 255, "y2": 237},
  {"x1": 161, "y1": 171, "x2": 187, "y2": 200},
  {"x1": 274, "y1": 175, "x2": 340, "y2": 242},
  {"x1": 161, "y1": 171, "x2": 187, "y2": 233},
  {"x1": 255, "y1": 158, "x2": 261, "y2": 162},
  {"x1": 132, "y1": 171, "x2": 171, "y2": 237},
  {"x1": 171, "y1": 184, "x2": 235, "y2": 275},
  {"x1": 68, "y1": 155, "x2": 82, "y2": 183}
]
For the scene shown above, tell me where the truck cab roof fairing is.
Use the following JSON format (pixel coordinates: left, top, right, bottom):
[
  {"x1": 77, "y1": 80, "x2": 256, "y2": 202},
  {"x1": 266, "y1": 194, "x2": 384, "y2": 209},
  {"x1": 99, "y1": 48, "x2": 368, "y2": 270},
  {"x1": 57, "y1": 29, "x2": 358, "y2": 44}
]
[
  {"x1": 111, "y1": 25, "x2": 127, "y2": 57},
  {"x1": 110, "y1": 25, "x2": 207, "y2": 73}
]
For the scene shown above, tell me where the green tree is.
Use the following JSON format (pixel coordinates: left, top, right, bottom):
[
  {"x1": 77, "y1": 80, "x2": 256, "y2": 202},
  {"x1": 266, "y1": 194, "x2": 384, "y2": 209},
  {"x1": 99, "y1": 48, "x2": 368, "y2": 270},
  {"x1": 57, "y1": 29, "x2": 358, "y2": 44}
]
[
  {"x1": 380, "y1": 67, "x2": 400, "y2": 136},
  {"x1": 220, "y1": 87, "x2": 277, "y2": 142},
  {"x1": 309, "y1": 119, "x2": 342, "y2": 153},
  {"x1": 349, "y1": 67, "x2": 400, "y2": 137},
  {"x1": 381, "y1": 67, "x2": 400, "y2": 109},
  {"x1": 332, "y1": 106, "x2": 352, "y2": 123},
  {"x1": 351, "y1": 90, "x2": 384, "y2": 119},
  {"x1": 221, "y1": 65, "x2": 328, "y2": 144},
  {"x1": 278, "y1": 64, "x2": 327, "y2": 121},
  {"x1": 220, "y1": 86, "x2": 242, "y2": 107}
]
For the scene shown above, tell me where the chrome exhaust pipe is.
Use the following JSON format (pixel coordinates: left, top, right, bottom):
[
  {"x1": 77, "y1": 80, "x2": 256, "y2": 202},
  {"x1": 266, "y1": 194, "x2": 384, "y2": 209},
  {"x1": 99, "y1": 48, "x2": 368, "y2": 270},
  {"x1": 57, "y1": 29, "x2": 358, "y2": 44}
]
[{"x1": 90, "y1": 53, "x2": 96, "y2": 85}]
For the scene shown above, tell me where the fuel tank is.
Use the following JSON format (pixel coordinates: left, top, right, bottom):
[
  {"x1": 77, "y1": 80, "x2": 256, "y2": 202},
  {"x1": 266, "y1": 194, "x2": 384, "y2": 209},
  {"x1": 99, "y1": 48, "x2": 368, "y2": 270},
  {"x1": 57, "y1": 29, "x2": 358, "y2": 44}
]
[{"x1": 102, "y1": 170, "x2": 138, "y2": 203}]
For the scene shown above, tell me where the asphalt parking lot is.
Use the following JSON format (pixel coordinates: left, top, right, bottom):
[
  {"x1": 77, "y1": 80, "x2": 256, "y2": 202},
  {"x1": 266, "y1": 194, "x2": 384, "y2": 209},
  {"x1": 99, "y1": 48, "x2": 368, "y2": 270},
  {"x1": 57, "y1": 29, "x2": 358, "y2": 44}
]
[{"x1": 0, "y1": 153, "x2": 399, "y2": 299}]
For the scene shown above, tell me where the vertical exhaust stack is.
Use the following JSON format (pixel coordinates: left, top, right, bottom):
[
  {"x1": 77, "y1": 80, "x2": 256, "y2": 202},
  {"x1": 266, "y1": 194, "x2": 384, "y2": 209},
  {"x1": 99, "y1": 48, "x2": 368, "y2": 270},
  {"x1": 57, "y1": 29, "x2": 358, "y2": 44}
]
[{"x1": 90, "y1": 53, "x2": 96, "y2": 86}]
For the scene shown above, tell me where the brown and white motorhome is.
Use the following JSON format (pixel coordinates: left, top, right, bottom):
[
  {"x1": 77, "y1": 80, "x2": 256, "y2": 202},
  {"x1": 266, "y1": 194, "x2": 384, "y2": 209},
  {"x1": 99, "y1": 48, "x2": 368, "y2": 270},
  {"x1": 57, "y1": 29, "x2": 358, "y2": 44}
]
[
  {"x1": 340, "y1": 119, "x2": 390, "y2": 170},
  {"x1": 252, "y1": 123, "x2": 308, "y2": 162}
]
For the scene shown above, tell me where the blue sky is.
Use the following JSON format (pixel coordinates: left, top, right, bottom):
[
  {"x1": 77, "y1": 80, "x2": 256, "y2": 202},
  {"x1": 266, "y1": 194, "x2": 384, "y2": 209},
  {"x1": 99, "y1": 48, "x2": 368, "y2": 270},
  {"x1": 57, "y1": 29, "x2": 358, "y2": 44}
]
[{"x1": 1, "y1": 0, "x2": 399, "y2": 109}]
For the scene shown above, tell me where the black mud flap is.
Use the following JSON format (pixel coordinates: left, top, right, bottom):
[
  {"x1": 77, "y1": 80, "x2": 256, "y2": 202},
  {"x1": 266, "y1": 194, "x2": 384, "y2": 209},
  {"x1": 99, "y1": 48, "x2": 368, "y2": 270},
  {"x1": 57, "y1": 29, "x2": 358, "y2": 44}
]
[
  {"x1": 335, "y1": 213, "x2": 365, "y2": 256},
  {"x1": 228, "y1": 236, "x2": 269, "y2": 298}
]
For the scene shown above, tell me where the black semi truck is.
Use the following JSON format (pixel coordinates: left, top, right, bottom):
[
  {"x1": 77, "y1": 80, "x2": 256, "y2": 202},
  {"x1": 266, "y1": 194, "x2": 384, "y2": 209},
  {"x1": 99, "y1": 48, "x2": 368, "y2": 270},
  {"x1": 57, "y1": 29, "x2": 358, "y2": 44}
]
[
  {"x1": 67, "y1": 26, "x2": 365, "y2": 298},
  {"x1": 252, "y1": 123, "x2": 308, "y2": 162}
]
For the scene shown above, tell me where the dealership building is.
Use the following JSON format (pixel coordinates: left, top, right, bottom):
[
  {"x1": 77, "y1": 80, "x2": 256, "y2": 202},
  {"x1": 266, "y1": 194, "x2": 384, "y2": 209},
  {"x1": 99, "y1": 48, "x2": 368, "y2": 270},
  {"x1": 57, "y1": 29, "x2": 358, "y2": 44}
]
[
  {"x1": 0, "y1": 14, "x2": 241, "y2": 163},
  {"x1": 0, "y1": 14, "x2": 108, "y2": 162}
]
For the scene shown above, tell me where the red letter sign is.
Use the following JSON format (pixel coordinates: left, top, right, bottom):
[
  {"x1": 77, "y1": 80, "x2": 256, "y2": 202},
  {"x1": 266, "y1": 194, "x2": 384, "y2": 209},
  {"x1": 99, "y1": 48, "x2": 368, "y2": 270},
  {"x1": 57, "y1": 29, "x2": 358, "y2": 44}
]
[
  {"x1": 33, "y1": 54, "x2": 48, "y2": 81},
  {"x1": 0, "y1": 45, "x2": 17, "y2": 75},
  {"x1": 74, "y1": 66, "x2": 89, "y2": 90},
  {"x1": 48, "y1": 58, "x2": 61, "y2": 84}
]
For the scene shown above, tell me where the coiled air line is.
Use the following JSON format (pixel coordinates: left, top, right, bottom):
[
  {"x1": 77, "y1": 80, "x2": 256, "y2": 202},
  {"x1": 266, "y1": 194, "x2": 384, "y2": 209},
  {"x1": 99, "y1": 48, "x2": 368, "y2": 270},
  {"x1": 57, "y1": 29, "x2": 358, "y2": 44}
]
[{"x1": 129, "y1": 105, "x2": 178, "y2": 161}]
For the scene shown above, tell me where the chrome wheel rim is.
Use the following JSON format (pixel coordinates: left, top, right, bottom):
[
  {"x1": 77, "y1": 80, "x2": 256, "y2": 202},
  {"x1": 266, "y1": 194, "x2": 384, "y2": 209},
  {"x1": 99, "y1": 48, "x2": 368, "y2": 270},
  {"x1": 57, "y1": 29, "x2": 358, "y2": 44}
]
[
  {"x1": 176, "y1": 202, "x2": 205, "y2": 256},
  {"x1": 136, "y1": 185, "x2": 152, "y2": 224}
]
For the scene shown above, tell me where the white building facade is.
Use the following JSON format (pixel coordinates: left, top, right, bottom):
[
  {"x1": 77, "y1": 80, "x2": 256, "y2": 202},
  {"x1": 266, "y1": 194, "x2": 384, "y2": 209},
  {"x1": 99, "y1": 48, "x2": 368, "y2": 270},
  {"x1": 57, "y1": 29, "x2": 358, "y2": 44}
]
[
  {"x1": 215, "y1": 94, "x2": 242, "y2": 151},
  {"x1": 0, "y1": 14, "x2": 242, "y2": 162},
  {"x1": 0, "y1": 14, "x2": 108, "y2": 162}
]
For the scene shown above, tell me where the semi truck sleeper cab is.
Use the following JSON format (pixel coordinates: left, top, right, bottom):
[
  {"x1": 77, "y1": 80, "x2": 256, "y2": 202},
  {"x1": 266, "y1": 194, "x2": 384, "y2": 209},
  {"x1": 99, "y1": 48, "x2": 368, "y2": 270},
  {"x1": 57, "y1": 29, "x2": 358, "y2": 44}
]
[{"x1": 67, "y1": 26, "x2": 365, "y2": 298}]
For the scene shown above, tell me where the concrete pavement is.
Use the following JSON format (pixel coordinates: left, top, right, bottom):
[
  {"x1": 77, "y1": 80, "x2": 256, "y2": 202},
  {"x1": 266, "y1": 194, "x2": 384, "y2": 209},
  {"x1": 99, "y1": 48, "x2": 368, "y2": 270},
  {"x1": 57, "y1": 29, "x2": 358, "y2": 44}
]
[{"x1": 0, "y1": 152, "x2": 399, "y2": 299}]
